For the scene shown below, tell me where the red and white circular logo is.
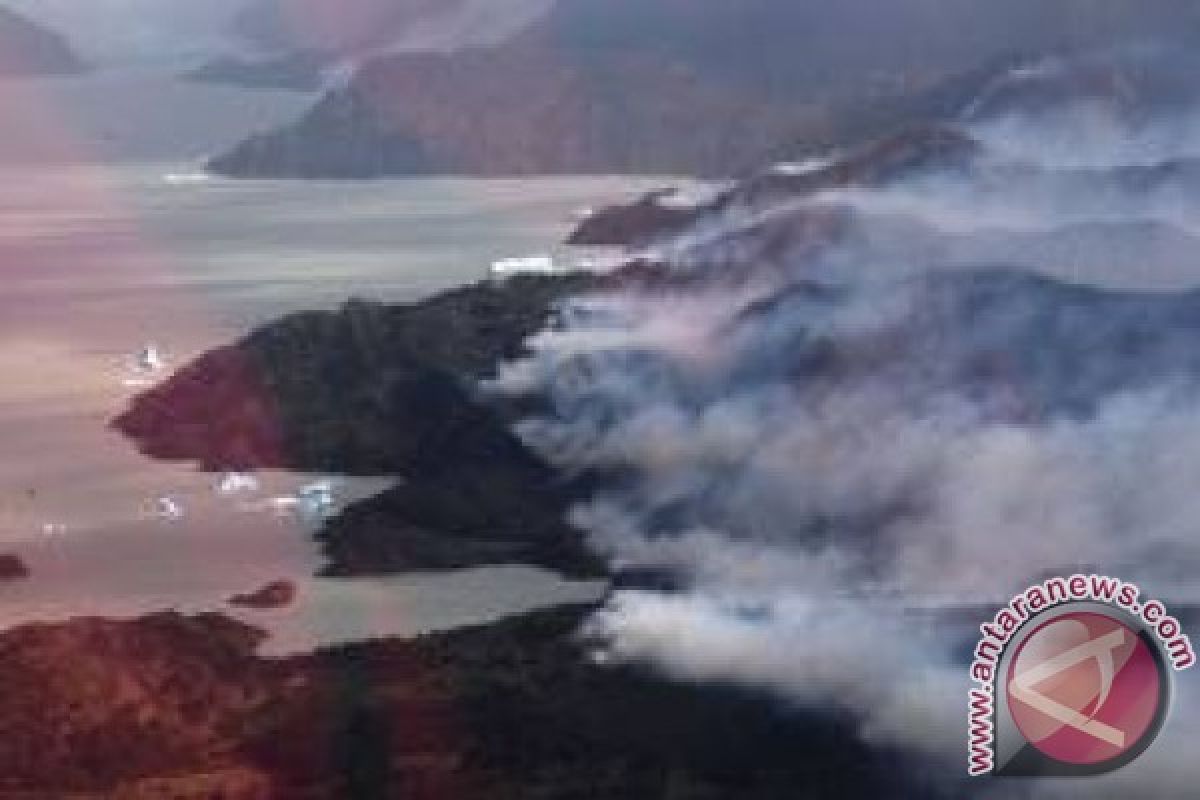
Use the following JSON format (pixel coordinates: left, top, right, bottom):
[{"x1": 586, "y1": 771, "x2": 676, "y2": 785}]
[{"x1": 1006, "y1": 611, "x2": 1165, "y2": 768}]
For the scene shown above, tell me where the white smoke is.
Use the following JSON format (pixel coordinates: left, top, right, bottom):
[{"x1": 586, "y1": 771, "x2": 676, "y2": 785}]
[
  {"x1": 587, "y1": 590, "x2": 966, "y2": 756},
  {"x1": 491, "y1": 45, "x2": 1200, "y2": 789},
  {"x1": 963, "y1": 46, "x2": 1200, "y2": 168}
]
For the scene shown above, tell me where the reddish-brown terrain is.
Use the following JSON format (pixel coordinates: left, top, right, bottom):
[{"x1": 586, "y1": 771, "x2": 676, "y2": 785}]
[
  {"x1": 0, "y1": 554, "x2": 29, "y2": 582},
  {"x1": 230, "y1": 580, "x2": 298, "y2": 610},
  {"x1": 0, "y1": 606, "x2": 940, "y2": 799}
]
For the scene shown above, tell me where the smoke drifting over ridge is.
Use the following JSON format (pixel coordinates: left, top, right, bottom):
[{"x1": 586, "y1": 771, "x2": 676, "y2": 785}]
[{"x1": 493, "y1": 46, "x2": 1200, "y2": 788}]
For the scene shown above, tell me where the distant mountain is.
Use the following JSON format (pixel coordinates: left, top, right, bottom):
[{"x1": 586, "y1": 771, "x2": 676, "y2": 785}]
[
  {"x1": 3, "y1": 0, "x2": 246, "y2": 66},
  {"x1": 186, "y1": 0, "x2": 554, "y2": 91},
  {"x1": 232, "y1": 0, "x2": 553, "y2": 58},
  {"x1": 208, "y1": 0, "x2": 1200, "y2": 178},
  {"x1": 0, "y1": 5, "x2": 85, "y2": 75}
]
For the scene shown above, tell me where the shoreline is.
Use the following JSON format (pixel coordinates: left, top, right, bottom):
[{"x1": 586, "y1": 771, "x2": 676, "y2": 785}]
[
  {"x1": 112, "y1": 274, "x2": 615, "y2": 581},
  {"x1": 0, "y1": 166, "x2": 665, "y2": 657}
]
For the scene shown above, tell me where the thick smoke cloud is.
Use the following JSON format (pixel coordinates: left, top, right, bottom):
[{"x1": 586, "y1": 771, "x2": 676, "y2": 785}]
[
  {"x1": 964, "y1": 47, "x2": 1200, "y2": 168},
  {"x1": 493, "y1": 45, "x2": 1200, "y2": 789}
]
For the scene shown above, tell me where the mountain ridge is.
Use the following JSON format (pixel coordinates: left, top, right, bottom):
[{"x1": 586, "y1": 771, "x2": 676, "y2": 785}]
[
  {"x1": 0, "y1": 5, "x2": 85, "y2": 75},
  {"x1": 208, "y1": 0, "x2": 1200, "y2": 178}
]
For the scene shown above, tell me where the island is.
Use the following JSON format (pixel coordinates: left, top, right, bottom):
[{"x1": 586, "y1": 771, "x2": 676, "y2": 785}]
[
  {"x1": 229, "y1": 580, "x2": 298, "y2": 610},
  {"x1": 0, "y1": 554, "x2": 29, "y2": 582},
  {"x1": 0, "y1": 6, "x2": 86, "y2": 75}
]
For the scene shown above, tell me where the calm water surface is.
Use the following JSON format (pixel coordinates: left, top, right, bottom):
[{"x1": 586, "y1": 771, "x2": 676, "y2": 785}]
[{"x1": 0, "y1": 156, "x2": 668, "y2": 653}]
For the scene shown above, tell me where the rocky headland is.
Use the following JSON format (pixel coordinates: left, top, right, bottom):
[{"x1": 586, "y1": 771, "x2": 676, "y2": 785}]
[{"x1": 113, "y1": 274, "x2": 607, "y2": 578}]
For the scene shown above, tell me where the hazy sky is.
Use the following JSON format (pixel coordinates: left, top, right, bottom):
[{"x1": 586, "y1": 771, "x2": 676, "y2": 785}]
[
  {"x1": 5, "y1": 0, "x2": 248, "y2": 63},
  {"x1": 3, "y1": 0, "x2": 559, "y2": 65}
]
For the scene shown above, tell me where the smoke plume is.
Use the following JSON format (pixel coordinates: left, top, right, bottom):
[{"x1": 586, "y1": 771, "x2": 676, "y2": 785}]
[{"x1": 492, "y1": 45, "x2": 1200, "y2": 790}]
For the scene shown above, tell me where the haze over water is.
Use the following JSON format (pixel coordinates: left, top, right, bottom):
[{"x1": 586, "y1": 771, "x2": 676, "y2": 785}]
[{"x1": 0, "y1": 72, "x2": 666, "y2": 654}]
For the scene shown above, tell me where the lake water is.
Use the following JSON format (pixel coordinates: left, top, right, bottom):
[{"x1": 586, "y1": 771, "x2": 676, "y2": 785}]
[{"x1": 0, "y1": 74, "x2": 671, "y2": 653}]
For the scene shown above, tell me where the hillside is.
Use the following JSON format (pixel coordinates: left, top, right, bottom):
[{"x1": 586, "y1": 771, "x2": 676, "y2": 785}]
[
  {"x1": 100, "y1": 45, "x2": 1200, "y2": 795},
  {"x1": 0, "y1": 5, "x2": 84, "y2": 75},
  {"x1": 113, "y1": 275, "x2": 608, "y2": 578},
  {"x1": 186, "y1": 0, "x2": 555, "y2": 90},
  {"x1": 232, "y1": 0, "x2": 553, "y2": 58},
  {"x1": 0, "y1": 605, "x2": 944, "y2": 799},
  {"x1": 208, "y1": 0, "x2": 1200, "y2": 178}
]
